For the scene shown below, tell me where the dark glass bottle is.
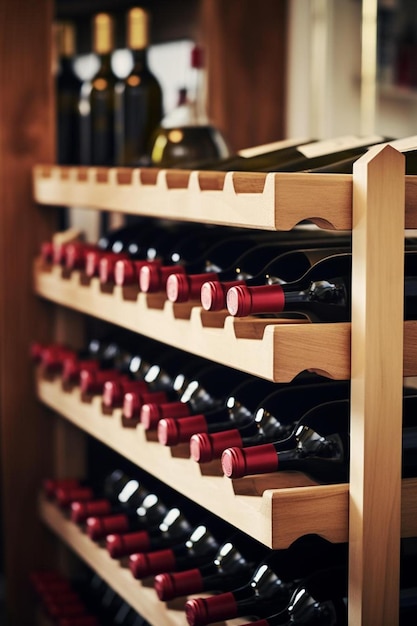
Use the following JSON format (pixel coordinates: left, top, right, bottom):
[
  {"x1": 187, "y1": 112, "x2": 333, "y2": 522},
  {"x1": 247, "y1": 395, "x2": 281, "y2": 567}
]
[
  {"x1": 184, "y1": 536, "x2": 348, "y2": 626},
  {"x1": 55, "y1": 21, "x2": 82, "y2": 166},
  {"x1": 124, "y1": 517, "x2": 224, "y2": 579},
  {"x1": 227, "y1": 251, "x2": 417, "y2": 321},
  {"x1": 180, "y1": 134, "x2": 385, "y2": 173},
  {"x1": 79, "y1": 13, "x2": 117, "y2": 166},
  {"x1": 140, "y1": 364, "x2": 248, "y2": 432},
  {"x1": 222, "y1": 395, "x2": 417, "y2": 482},
  {"x1": 238, "y1": 566, "x2": 348, "y2": 626},
  {"x1": 164, "y1": 232, "x2": 290, "y2": 304},
  {"x1": 149, "y1": 44, "x2": 229, "y2": 169},
  {"x1": 123, "y1": 351, "x2": 210, "y2": 423},
  {"x1": 154, "y1": 532, "x2": 270, "y2": 602},
  {"x1": 157, "y1": 377, "x2": 279, "y2": 447},
  {"x1": 190, "y1": 378, "x2": 350, "y2": 463},
  {"x1": 200, "y1": 244, "x2": 351, "y2": 312},
  {"x1": 115, "y1": 7, "x2": 163, "y2": 167}
]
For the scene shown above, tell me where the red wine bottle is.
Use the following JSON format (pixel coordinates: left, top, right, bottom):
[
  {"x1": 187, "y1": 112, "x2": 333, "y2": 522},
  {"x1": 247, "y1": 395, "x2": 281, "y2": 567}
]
[
  {"x1": 140, "y1": 364, "x2": 248, "y2": 431},
  {"x1": 227, "y1": 251, "x2": 417, "y2": 321},
  {"x1": 154, "y1": 532, "x2": 270, "y2": 602},
  {"x1": 123, "y1": 352, "x2": 209, "y2": 423},
  {"x1": 184, "y1": 536, "x2": 348, "y2": 625},
  {"x1": 238, "y1": 565, "x2": 348, "y2": 626},
  {"x1": 201, "y1": 245, "x2": 351, "y2": 313},
  {"x1": 157, "y1": 377, "x2": 280, "y2": 447},
  {"x1": 164, "y1": 232, "x2": 287, "y2": 303},
  {"x1": 125, "y1": 517, "x2": 224, "y2": 578},
  {"x1": 190, "y1": 378, "x2": 350, "y2": 463},
  {"x1": 222, "y1": 395, "x2": 417, "y2": 482},
  {"x1": 105, "y1": 501, "x2": 194, "y2": 560}
]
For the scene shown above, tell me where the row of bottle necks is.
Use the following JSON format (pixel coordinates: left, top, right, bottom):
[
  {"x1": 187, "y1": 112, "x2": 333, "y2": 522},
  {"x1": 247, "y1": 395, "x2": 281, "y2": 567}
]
[
  {"x1": 41, "y1": 217, "x2": 417, "y2": 322},
  {"x1": 32, "y1": 329, "x2": 417, "y2": 484},
  {"x1": 39, "y1": 464, "x2": 417, "y2": 626}
]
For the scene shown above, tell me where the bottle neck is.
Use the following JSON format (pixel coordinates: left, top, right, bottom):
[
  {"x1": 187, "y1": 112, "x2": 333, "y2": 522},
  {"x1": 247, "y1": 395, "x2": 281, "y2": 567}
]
[
  {"x1": 190, "y1": 63, "x2": 210, "y2": 125},
  {"x1": 96, "y1": 52, "x2": 113, "y2": 77},
  {"x1": 130, "y1": 47, "x2": 149, "y2": 73}
]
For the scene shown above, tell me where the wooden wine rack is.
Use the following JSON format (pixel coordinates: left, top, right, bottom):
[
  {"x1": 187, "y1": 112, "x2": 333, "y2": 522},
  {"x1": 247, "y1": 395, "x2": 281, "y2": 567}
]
[{"x1": 31, "y1": 145, "x2": 412, "y2": 626}]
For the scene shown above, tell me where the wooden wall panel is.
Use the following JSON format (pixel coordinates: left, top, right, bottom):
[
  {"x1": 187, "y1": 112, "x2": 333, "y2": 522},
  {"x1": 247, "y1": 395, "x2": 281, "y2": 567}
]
[
  {"x1": 200, "y1": 0, "x2": 288, "y2": 152},
  {"x1": 0, "y1": 1, "x2": 59, "y2": 623}
]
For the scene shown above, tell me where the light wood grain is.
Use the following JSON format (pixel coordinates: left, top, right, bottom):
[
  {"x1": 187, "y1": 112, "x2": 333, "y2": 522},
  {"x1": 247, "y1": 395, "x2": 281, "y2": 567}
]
[
  {"x1": 33, "y1": 260, "x2": 352, "y2": 382},
  {"x1": 349, "y1": 145, "x2": 405, "y2": 625}
]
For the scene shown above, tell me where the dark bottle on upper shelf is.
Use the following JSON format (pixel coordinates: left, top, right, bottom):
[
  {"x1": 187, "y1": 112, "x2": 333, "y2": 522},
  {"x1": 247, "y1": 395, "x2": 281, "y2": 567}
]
[
  {"x1": 121, "y1": 518, "x2": 225, "y2": 578},
  {"x1": 221, "y1": 394, "x2": 417, "y2": 483},
  {"x1": 115, "y1": 7, "x2": 163, "y2": 167},
  {"x1": 184, "y1": 535, "x2": 348, "y2": 626},
  {"x1": 154, "y1": 532, "x2": 270, "y2": 602},
  {"x1": 55, "y1": 21, "x2": 83, "y2": 166},
  {"x1": 79, "y1": 13, "x2": 117, "y2": 166},
  {"x1": 226, "y1": 251, "x2": 417, "y2": 322},
  {"x1": 190, "y1": 378, "x2": 351, "y2": 463},
  {"x1": 157, "y1": 376, "x2": 286, "y2": 447},
  {"x1": 140, "y1": 363, "x2": 249, "y2": 431},
  {"x1": 176, "y1": 134, "x2": 386, "y2": 173},
  {"x1": 200, "y1": 243, "x2": 351, "y2": 312},
  {"x1": 149, "y1": 44, "x2": 230, "y2": 169},
  {"x1": 237, "y1": 565, "x2": 348, "y2": 626}
]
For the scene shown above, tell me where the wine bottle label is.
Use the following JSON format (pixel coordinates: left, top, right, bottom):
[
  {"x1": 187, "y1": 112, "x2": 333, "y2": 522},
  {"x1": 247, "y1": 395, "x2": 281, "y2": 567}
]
[
  {"x1": 238, "y1": 137, "x2": 311, "y2": 158},
  {"x1": 297, "y1": 135, "x2": 384, "y2": 158}
]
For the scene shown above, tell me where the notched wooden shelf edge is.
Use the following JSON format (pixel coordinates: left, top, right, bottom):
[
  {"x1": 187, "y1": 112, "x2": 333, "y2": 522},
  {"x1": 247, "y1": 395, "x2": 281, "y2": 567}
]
[{"x1": 33, "y1": 260, "x2": 354, "y2": 382}]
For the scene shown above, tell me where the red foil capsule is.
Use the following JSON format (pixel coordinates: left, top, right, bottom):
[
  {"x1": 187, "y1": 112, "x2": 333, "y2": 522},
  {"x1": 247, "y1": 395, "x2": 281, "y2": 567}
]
[
  {"x1": 200, "y1": 279, "x2": 241, "y2": 312},
  {"x1": 79, "y1": 369, "x2": 123, "y2": 395},
  {"x1": 166, "y1": 272, "x2": 218, "y2": 303},
  {"x1": 140, "y1": 401, "x2": 191, "y2": 429},
  {"x1": 98, "y1": 253, "x2": 129, "y2": 285},
  {"x1": 86, "y1": 513, "x2": 130, "y2": 541},
  {"x1": 123, "y1": 390, "x2": 169, "y2": 420},
  {"x1": 227, "y1": 284, "x2": 285, "y2": 317},
  {"x1": 106, "y1": 530, "x2": 151, "y2": 559},
  {"x1": 185, "y1": 593, "x2": 238, "y2": 626},
  {"x1": 62, "y1": 358, "x2": 99, "y2": 385},
  {"x1": 56, "y1": 487, "x2": 94, "y2": 508},
  {"x1": 43, "y1": 478, "x2": 80, "y2": 499},
  {"x1": 71, "y1": 499, "x2": 112, "y2": 524},
  {"x1": 102, "y1": 379, "x2": 148, "y2": 409},
  {"x1": 40, "y1": 241, "x2": 54, "y2": 264},
  {"x1": 128, "y1": 549, "x2": 176, "y2": 578},
  {"x1": 64, "y1": 242, "x2": 96, "y2": 271},
  {"x1": 139, "y1": 263, "x2": 185, "y2": 293},
  {"x1": 154, "y1": 569, "x2": 204, "y2": 601},
  {"x1": 221, "y1": 443, "x2": 279, "y2": 478},
  {"x1": 157, "y1": 414, "x2": 208, "y2": 446},
  {"x1": 190, "y1": 429, "x2": 244, "y2": 463}
]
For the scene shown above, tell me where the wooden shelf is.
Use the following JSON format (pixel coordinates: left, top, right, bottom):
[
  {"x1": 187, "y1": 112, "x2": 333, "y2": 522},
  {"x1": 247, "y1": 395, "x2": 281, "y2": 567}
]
[
  {"x1": 31, "y1": 164, "x2": 417, "y2": 232},
  {"x1": 33, "y1": 260, "x2": 353, "y2": 383},
  {"x1": 39, "y1": 495, "x2": 248, "y2": 626},
  {"x1": 36, "y1": 374, "x2": 417, "y2": 549}
]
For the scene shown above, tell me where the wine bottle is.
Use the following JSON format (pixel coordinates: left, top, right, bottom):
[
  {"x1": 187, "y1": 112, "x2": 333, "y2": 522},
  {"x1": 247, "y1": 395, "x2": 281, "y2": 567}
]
[
  {"x1": 149, "y1": 44, "x2": 229, "y2": 168},
  {"x1": 54, "y1": 21, "x2": 82, "y2": 166},
  {"x1": 190, "y1": 378, "x2": 350, "y2": 463},
  {"x1": 120, "y1": 519, "x2": 223, "y2": 578},
  {"x1": 103, "y1": 501, "x2": 194, "y2": 558},
  {"x1": 157, "y1": 377, "x2": 282, "y2": 447},
  {"x1": 122, "y1": 351, "x2": 209, "y2": 423},
  {"x1": 237, "y1": 566, "x2": 348, "y2": 626},
  {"x1": 222, "y1": 394, "x2": 417, "y2": 482},
  {"x1": 226, "y1": 251, "x2": 417, "y2": 321},
  {"x1": 154, "y1": 532, "x2": 270, "y2": 602},
  {"x1": 140, "y1": 228, "x2": 349, "y2": 296},
  {"x1": 115, "y1": 7, "x2": 162, "y2": 167},
  {"x1": 79, "y1": 13, "x2": 117, "y2": 166},
  {"x1": 140, "y1": 364, "x2": 248, "y2": 431},
  {"x1": 200, "y1": 244, "x2": 351, "y2": 312},
  {"x1": 184, "y1": 536, "x2": 348, "y2": 626},
  {"x1": 164, "y1": 232, "x2": 292, "y2": 304},
  {"x1": 181, "y1": 134, "x2": 385, "y2": 173}
]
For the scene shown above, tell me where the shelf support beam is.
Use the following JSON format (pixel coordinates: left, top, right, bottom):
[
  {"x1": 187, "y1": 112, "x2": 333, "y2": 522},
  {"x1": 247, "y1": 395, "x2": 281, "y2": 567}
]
[{"x1": 350, "y1": 144, "x2": 405, "y2": 625}]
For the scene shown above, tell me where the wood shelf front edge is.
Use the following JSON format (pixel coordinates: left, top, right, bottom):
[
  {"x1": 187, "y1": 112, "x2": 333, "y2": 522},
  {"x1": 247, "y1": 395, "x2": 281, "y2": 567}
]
[
  {"x1": 39, "y1": 496, "x2": 249, "y2": 626},
  {"x1": 33, "y1": 165, "x2": 354, "y2": 231},
  {"x1": 33, "y1": 261, "x2": 351, "y2": 382}
]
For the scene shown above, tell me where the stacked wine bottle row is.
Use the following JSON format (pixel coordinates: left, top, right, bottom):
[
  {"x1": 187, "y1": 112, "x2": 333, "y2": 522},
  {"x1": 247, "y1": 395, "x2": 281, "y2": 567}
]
[
  {"x1": 41, "y1": 467, "x2": 354, "y2": 626},
  {"x1": 32, "y1": 334, "x2": 417, "y2": 487}
]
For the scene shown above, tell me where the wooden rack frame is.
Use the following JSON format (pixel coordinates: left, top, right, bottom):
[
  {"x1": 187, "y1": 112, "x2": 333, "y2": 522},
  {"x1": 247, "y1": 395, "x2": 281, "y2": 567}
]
[{"x1": 30, "y1": 144, "x2": 411, "y2": 626}]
